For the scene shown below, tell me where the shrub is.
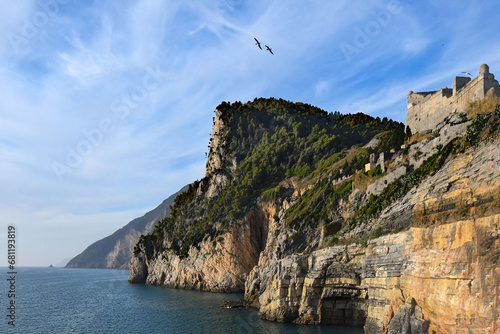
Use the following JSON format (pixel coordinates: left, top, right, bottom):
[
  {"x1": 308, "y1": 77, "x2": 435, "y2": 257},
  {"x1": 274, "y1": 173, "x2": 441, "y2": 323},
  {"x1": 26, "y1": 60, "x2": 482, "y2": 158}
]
[
  {"x1": 466, "y1": 114, "x2": 485, "y2": 145},
  {"x1": 323, "y1": 222, "x2": 342, "y2": 237},
  {"x1": 139, "y1": 98, "x2": 405, "y2": 258},
  {"x1": 349, "y1": 137, "x2": 460, "y2": 229}
]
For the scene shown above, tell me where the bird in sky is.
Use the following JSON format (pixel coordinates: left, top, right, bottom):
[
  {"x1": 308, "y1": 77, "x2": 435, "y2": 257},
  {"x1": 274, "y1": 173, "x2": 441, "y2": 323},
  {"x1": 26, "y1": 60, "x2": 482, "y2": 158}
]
[
  {"x1": 461, "y1": 71, "x2": 472, "y2": 76},
  {"x1": 254, "y1": 38, "x2": 262, "y2": 50},
  {"x1": 265, "y1": 45, "x2": 274, "y2": 55}
]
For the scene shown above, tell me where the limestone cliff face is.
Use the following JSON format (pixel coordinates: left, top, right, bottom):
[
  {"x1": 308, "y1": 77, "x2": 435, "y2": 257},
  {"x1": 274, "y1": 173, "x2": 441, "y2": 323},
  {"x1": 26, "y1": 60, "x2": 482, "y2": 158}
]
[
  {"x1": 130, "y1": 209, "x2": 269, "y2": 291},
  {"x1": 248, "y1": 215, "x2": 499, "y2": 333},
  {"x1": 128, "y1": 97, "x2": 499, "y2": 333},
  {"x1": 245, "y1": 138, "x2": 500, "y2": 333},
  {"x1": 128, "y1": 100, "x2": 350, "y2": 290},
  {"x1": 204, "y1": 108, "x2": 236, "y2": 198},
  {"x1": 128, "y1": 106, "x2": 259, "y2": 290},
  {"x1": 206, "y1": 108, "x2": 230, "y2": 176}
]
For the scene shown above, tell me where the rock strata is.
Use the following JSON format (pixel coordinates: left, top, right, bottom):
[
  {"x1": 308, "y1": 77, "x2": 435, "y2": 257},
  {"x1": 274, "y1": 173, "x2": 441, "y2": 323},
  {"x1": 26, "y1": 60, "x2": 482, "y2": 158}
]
[
  {"x1": 246, "y1": 139, "x2": 500, "y2": 333},
  {"x1": 128, "y1": 206, "x2": 269, "y2": 292},
  {"x1": 129, "y1": 97, "x2": 500, "y2": 333}
]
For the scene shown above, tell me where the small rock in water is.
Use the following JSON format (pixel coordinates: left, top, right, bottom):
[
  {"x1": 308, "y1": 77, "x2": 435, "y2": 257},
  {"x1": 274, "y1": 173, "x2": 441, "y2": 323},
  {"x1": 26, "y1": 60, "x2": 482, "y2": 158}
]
[{"x1": 220, "y1": 300, "x2": 252, "y2": 309}]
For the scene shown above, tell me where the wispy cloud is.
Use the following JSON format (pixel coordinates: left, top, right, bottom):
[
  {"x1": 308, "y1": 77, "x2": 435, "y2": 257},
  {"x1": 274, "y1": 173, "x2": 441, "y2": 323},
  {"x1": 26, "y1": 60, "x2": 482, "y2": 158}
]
[{"x1": 1, "y1": 0, "x2": 500, "y2": 266}]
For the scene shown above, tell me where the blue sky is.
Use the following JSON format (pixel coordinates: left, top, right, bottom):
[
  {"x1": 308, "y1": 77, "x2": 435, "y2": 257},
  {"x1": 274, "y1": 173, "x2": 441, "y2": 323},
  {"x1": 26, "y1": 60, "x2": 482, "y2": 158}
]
[{"x1": 1, "y1": 0, "x2": 500, "y2": 266}]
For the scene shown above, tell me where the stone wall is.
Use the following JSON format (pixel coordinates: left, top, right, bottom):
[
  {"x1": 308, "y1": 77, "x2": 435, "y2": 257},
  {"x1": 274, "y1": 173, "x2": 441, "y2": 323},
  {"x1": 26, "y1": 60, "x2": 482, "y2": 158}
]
[
  {"x1": 406, "y1": 64, "x2": 499, "y2": 134},
  {"x1": 406, "y1": 89, "x2": 453, "y2": 134},
  {"x1": 366, "y1": 166, "x2": 407, "y2": 197}
]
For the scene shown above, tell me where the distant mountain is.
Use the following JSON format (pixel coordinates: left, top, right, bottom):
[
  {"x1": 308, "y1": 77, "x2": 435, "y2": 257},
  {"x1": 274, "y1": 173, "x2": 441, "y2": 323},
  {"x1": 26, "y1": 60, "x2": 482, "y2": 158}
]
[
  {"x1": 66, "y1": 185, "x2": 188, "y2": 269},
  {"x1": 55, "y1": 257, "x2": 72, "y2": 267}
]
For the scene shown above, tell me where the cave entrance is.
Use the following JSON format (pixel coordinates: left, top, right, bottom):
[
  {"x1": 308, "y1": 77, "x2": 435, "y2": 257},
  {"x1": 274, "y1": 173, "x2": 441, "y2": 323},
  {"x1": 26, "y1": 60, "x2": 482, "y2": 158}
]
[{"x1": 320, "y1": 298, "x2": 367, "y2": 327}]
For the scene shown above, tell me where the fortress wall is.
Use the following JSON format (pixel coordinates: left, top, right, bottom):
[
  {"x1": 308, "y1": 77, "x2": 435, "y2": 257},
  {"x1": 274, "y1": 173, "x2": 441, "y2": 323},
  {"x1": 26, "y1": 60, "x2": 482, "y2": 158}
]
[
  {"x1": 406, "y1": 89, "x2": 453, "y2": 134},
  {"x1": 452, "y1": 76, "x2": 485, "y2": 113},
  {"x1": 406, "y1": 64, "x2": 499, "y2": 134},
  {"x1": 453, "y1": 76, "x2": 471, "y2": 95},
  {"x1": 407, "y1": 91, "x2": 435, "y2": 106}
]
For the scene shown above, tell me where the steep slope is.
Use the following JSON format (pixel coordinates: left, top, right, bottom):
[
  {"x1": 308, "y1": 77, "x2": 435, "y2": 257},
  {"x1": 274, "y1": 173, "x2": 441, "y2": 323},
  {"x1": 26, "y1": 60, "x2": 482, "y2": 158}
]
[
  {"x1": 130, "y1": 97, "x2": 500, "y2": 333},
  {"x1": 54, "y1": 258, "x2": 71, "y2": 267},
  {"x1": 246, "y1": 136, "x2": 500, "y2": 333},
  {"x1": 129, "y1": 98, "x2": 402, "y2": 289},
  {"x1": 66, "y1": 185, "x2": 188, "y2": 269},
  {"x1": 241, "y1": 105, "x2": 500, "y2": 333}
]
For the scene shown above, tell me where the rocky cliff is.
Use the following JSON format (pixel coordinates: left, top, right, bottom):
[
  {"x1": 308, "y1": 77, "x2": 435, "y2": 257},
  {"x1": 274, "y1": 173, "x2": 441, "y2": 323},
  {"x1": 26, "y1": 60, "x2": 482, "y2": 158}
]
[
  {"x1": 129, "y1": 99, "x2": 399, "y2": 286},
  {"x1": 245, "y1": 137, "x2": 500, "y2": 333},
  {"x1": 129, "y1": 97, "x2": 500, "y2": 333},
  {"x1": 67, "y1": 185, "x2": 187, "y2": 269},
  {"x1": 129, "y1": 207, "x2": 267, "y2": 291}
]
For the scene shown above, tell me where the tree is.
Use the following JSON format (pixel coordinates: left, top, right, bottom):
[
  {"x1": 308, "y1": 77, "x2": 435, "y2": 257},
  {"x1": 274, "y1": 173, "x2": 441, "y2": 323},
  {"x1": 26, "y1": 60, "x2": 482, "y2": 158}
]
[
  {"x1": 405, "y1": 125, "x2": 412, "y2": 141},
  {"x1": 293, "y1": 122, "x2": 308, "y2": 138}
]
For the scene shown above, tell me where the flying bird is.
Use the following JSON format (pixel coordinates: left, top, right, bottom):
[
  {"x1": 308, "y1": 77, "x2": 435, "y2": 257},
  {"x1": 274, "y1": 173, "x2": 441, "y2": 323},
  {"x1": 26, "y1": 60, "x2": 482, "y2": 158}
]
[
  {"x1": 254, "y1": 38, "x2": 262, "y2": 50},
  {"x1": 265, "y1": 45, "x2": 273, "y2": 55},
  {"x1": 461, "y1": 72, "x2": 472, "y2": 76}
]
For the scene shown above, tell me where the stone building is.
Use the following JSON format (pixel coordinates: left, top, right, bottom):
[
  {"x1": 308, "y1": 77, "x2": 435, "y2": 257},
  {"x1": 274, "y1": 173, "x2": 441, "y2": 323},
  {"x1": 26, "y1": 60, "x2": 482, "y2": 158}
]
[
  {"x1": 364, "y1": 153, "x2": 377, "y2": 172},
  {"x1": 406, "y1": 64, "x2": 499, "y2": 134}
]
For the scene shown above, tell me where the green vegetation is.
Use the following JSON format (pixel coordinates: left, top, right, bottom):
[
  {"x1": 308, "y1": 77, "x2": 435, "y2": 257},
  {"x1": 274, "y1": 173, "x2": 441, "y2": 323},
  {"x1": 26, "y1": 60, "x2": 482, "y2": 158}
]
[
  {"x1": 285, "y1": 180, "x2": 353, "y2": 230},
  {"x1": 346, "y1": 137, "x2": 460, "y2": 231},
  {"x1": 344, "y1": 105, "x2": 500, "y2": 243},
  {"x1": 323, "y1": 221, "x2": 342, "y2": 237},
  {"x1": 367, "y1": 164, "x2": 383, "y2": 178},
  {"x1": 466, "y1": 114, "x2": 486, "y2": 145},
  {"x1": 262, "y1": 185, "x2": 287, "y2": 203},
  {"x1": 404, "y1": 125, "x2": 412, "y2": 141},
  {"x1": 134, "y1": 99, "x2": 500, "y2": 259},
  {"x1": 378, "y1": 123, "x2": 405, "y2": 152},
  {"x1": 466, "y1": 106, "x2": 500, "y2": 145},
  {"x1": 138, "y1": 98, "x2": 404, "y2": 258}
]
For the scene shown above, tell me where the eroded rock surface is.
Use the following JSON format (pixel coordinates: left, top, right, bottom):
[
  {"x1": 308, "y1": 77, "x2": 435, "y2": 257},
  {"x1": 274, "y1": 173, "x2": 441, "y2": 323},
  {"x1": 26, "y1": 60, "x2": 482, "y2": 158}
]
[
  {"x1": 129, "y1": 102, "x2": 500, "y2": 333},
  {"x1": 245, "y1": 139, "x2": 500, "y2": 333}
]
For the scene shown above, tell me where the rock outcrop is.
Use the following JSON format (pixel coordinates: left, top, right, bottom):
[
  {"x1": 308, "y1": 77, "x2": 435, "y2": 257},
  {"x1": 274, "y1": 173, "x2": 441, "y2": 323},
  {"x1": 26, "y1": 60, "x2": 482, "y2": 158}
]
[
  {"x1": 129, "y1": 100, "x2": 380, "y2": 291},
  {"x1": 129, "y1": 95, "x2": 500, "y2": 333},
  {"x1": 246, "y1": 138, "x2": 500, "y2": 333},
  {"x1": 248, "y1": 213, "x2": 499, "y2": 333},
  {"x1": 129, "y1": 208, "x2": 268, "y2": 291}
]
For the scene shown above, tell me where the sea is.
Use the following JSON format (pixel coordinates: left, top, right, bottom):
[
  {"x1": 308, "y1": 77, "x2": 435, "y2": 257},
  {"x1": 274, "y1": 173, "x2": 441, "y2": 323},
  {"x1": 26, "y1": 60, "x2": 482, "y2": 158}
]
[{"x1": 1, "y1": 267, "x2": 363, "y2": 334}]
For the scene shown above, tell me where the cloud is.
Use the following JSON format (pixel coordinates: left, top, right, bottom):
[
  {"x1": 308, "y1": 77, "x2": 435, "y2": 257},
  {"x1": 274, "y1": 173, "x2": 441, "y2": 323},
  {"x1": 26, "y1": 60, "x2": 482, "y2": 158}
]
[
  {"x1": 401, "y1": 37, "x2": 431, "y2": 54},
  {"x1": 314, "y1": 81, "x2": 331, "y2": 98},
  {"x1": 1, "y1": 0, "x2": 500, "y2": 266},
  {"x1": 0, "y1": 0, "x2": 36, "y2": 55}
]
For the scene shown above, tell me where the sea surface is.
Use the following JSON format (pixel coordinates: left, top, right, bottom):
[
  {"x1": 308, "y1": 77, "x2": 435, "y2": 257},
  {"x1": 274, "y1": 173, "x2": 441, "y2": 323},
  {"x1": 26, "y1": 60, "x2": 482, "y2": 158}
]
[{"x1": 1, "y1": 267, "x2": 363, "y2": 334}]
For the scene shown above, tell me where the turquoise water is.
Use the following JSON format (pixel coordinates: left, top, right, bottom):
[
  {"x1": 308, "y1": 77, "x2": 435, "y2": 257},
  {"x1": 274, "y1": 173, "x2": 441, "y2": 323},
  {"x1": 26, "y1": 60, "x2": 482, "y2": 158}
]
[{"x1": 1, "y1": 267, "x2": 363, "y2": 333}]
